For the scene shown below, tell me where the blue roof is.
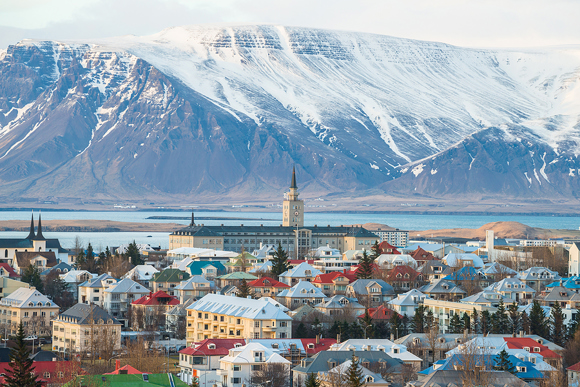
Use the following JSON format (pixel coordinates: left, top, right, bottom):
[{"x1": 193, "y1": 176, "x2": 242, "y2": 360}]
[
  {"x1": 186, "y1": 261, "x2": 226, "y2": 276},
  {"x1": 40, "y1": 262, "x2": 72, "y2": 276},
  {"x1": 444, "y1": 266, "x2": 484, "y2": 281},
  {"x1": 546, "y1": 277, "x2": 580, "y2": 289}
]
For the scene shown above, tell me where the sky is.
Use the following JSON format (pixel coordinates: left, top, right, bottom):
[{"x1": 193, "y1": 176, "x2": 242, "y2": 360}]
[{"x1": 0, "y1": 0, "x2": 579, "y2": 49}]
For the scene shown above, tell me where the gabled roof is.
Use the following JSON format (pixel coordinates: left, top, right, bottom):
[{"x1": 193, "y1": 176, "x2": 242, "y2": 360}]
[
  {"x1": 15, "y1": 251, "x2": 57, "y2": 268},
  {"x1": 292, "y1": 350, "x2": 403, "y2": 375},
  {"x1": 0, "y1": 287, "x2": 58, "y2": 308},
  {"x1": 443, "y1": 253, "x2": 484, "y2": 268},
  {"x1": 410, "y1": 247, "x2": 437, "y2": 261},
  {"x1": 219, "y1": 342, "x2": 291, "y2": 365},
  {"x1": 357, "y1": 305, "x2": 400, "y2": 320},
  {"x1": 132, "y1": 290, "x2": 179, "y2": 306},
  {"x1": 248, "y1": 276, "x2": 289, "y2": 288},
  {"x1": 388, "y1": 289, "x2": 430, "y2": 306},
  {"x1": 40, "y1": 261, "x2": 72, "y2": 276},
  {"x1": 277, "y1": 280, "x2": 327, "y2": 299},
  {"x1": 317, "y1": 295, "x2": 363, "y2": 310},
  {"x1": 419, "y1": 260, "x2": 452, "y2": 276},
  {"x1": 59, "y1": 270, "x2": 96, "y2": 283},
  {"x1": 479, "y1": 262, "x2": 517, "y2": 276},
  {"x1": 0, "y1": 263, "x2": 19, "y2": 278},
  {"x1": 279, "y1": 262, "x2": 322, "y2": 279},
  {"x1": 312, "y1": 271, "x2": 351, "y2": 284},
  {"x1": 444, "y1": 266, "x2": 486, "y2": 281},
  {"x1": 217, "y1": 271, "x2": 258, "y2": 280},
  {"x1": 179, "y1": 338, "x2": 245, "y2": 356},
  {"x1": 503, "y1": 337, "x2": 560, "y2": 359},
  {"x1": 518, "y1": 267, "x2": 561, "y2": 281},
  {"x1": 377, "y1": 241, "x2": 400, "y2": 254},
  {"x1": 122, "y1": 265, "x2": 159, "y2": 281},
  {"x1": 57, "y1": 303, "x2": 120, "y2": 325},
  {"x1": 419, "y1": 279, "x2": 466, "y2": 295},
  {"x1": 104, "y1": 364, "x2": 145, "y2": 375},
  {"x1": 105, "y1": 277, "x2": 149, "y2": 294},
  {"x1": 175, "y1": 275, "x2": 213, "y2": 290},
  {"x1": 385, "y1": 265, "x2": 421, "y2": 281},
  {"x1": 568, "y1": 360, "x2": 580, "y2": 372},
  {"x1": 79, "y1": 273, "x2": 116, "y2": 288},
  {"x1": 460, "y1": 289, "x2": 511, "y2": 305},
  {"x1": 187, "y1": 260, "x2": 226, "y2": 276},
  {"x1": 485, "y1": 277, "x2": 535, "y2": 294},
  {"x1": 347, "y1": 279, "x2": 394, "y2": 296},
  {"x1": 152, "y1": 268, "x2": 190, "y2": 283}
]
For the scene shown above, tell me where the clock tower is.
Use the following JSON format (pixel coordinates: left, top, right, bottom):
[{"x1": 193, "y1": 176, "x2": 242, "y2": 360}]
[{"x1": 283, "y1": 166, "x2": 304, "y2": 227}]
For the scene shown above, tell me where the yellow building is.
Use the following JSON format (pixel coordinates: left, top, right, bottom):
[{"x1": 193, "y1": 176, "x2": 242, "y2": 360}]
[
  {"x1": 185, "y1": 294, "x2": 292, "y2": 346},
  {"x1": 0, "y1": 287, "x2": 59, "y2": 336},
  {"x1": 52, "y1": 303, "x2": 121, "y2": 356},
  {"x1": 0, "y1": 276, "x2": 30, "y2": 299}
]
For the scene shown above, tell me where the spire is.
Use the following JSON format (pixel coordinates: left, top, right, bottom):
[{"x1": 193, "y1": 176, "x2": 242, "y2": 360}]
[
  {"x1": 34, "y1": 212, "x2": 45, "y2": 240},
  {"x1": 290, "y1": 165, "x2": 297, "y2": 189},
  {"x1": 190, "y1": 212, "x2": 195, "y2": 226},
  {"x1": 26, "y1": 211, "x2": 36, "y2": 240}
]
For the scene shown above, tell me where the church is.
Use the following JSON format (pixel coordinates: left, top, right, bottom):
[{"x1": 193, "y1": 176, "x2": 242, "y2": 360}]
[
  {"x1": 169, "y1": 168, "x2": 378, "y2": 257},
  {"x1": 0, "y1": 213, "x2": 70, "y2": 272}
]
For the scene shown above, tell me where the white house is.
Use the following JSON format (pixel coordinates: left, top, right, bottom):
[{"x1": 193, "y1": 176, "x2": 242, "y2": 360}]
[
  {"x1": 217, "y1": 342, "x2": 291, "y2": 387},
  {"x1": 570, "y1": 243, "x2": 580, "y2": 276},
  {"x1": 121, "y1": 264, "x2": 159, "y2": 288},
  {"x1": 388, "y1": 289, "x2": 430, "y2": 317},
  {"x1": 329, "y1": 339, "x2": 423, "y2": 370},
  {"x1": 78, "y1": 273, "x2": 117, "y2": 307},
  {"x1": 278, "y1": 262, "x2": 322, "y2": 286},
  {"x1": 376, "y1": 254, "x2": 417, "y2": 269},
  {"x1": 103, "y1": 277, "x2": 149, "y2": 323}
]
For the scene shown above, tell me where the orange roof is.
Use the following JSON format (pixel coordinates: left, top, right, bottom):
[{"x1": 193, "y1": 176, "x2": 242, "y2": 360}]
[
  {"x1": 503, "y1": 337, "x2": 561, "y2": 359},
  {"x1": 132, "y1": 290, "x2": 179, "y2": 306},
  {"x1": 248, "y1": 277, "x2": 289, "y2": 288},
  {"x1": 378, "y1": 241, "x2": 401, "y2": 254},
  {"x1": 411, "y1": 247, "x2": 437, "y2": 262},
  {"x1": 105, "y1": 364, "x2": 146, "y2": 375},
  {"x1": 568, "y1": 361, "x2": 580, "y2": 372}
]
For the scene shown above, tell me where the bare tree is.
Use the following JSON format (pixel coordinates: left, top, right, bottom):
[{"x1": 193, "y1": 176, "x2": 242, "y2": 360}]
[
  {"x1": 250, "y1": 363, "x2": 290, "y2": 387},
  {"x1": 454, "y1": 337, "x2": 494, "y2": 387},
  {"x1": 425, "y1": 326, "x2": 441, "y2": 366}
]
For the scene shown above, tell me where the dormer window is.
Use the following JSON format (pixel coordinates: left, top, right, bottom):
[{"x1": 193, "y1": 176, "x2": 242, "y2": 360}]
[
  {"x1": 208, "y1": 344, "x2": 216, "y2": 350},
  {"x1": 533, "y1": 347, "x2": 540, "y2": 352},
  {"x1": 307, "y1": 344, "x2": 314, "y2": 349},
  {"x1": 524, "y1": 347, "x2": 530, "y2": 352}
]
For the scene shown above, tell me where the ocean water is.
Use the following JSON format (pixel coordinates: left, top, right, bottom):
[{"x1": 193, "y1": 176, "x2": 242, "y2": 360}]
[{"x1": 1, "y1": 210, "x2": 579, "y2": 250}]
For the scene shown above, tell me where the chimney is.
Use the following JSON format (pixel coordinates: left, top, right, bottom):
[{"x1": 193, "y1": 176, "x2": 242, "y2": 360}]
[
  {"x1": 247, "y1": 296, "x2": 252, "y2": 299},
  {"x1": 390, "y1": 333, "x2": 394, "y2": 341},
  {"x1": 116, "y1": 359, "x2": 120, "y2": 371},
  {"x1": 519, "y1": 330, "x2": 524, "y2": 337},
  {"x1": 316, "y1": 334, "x2": 320, "y2": 344}
]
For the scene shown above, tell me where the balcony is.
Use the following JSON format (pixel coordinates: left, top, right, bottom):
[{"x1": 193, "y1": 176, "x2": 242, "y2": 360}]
[
  {"x1": 216, "y1": 369, "x2": 228, "y2": 376},
  {"x1": 262, "y1": 326, "x2": 277, "y2": 332}
]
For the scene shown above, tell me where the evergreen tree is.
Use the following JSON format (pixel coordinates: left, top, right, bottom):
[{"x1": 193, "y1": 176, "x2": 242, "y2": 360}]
[
  {"x1": 370, "y1": 240, "x2": 381, "y2": 261},
  {"x1": 471, "y1": 308, "x2": 480, "y2": 334},
  {"x1": 521, "y1": 311, "x2": 531, "y2": 334},
  {"x1": 270, "y1": 242, "x2": 290, "y2": 279},
  {"x1": 43, "y1": 271, "x2": 74, "y2": 310},
  {"x1": 374, "y1": 321, "x2": 390, "y2": 339},
  {"x1": 494, "y1": 349, "x2": 515, "y2": 374},
  {"x1": 449, "y1": 314, "x2": 463, "y2": 334},
  {"x1": 361, "y1": 310, "x2": 374, "y2": 338},
  {"x1": 550, "y1": 302, "x2": 566, "y2": 346},
  {"x1": 125, "y1": 241, "x2": 143, "y2": 266},
  {"x1": 481, "y1": 311, "x2": 491, "y2": 334},
  {"x1": 21, "y1": 264, "x2": 44, "y2": 293},
  {"x1": 350, "y1": 321, "x2": 364, "y2": 339},
  {"x1": 461, "y1": 313, "x2": 471, "y2": 334},
  {"x1": 508, "y1": 302, "x2": 521, "y2": 334},
  {"x1": 304, "y1": 373, "x2": 320, "y2": 387},
  {"x1": 236, "y1": 279, "x2": 252, "y2": 299},
  {"x1": 75, "y1": 250, "x2": 86, "y2": 269},
  {"x1": 529, "y1": 300, "x2": 547, "y2": 337},
  {"x1": 105, "y1": 246, "x2": 112, "y2": 259},
  {"x1": 345, "y1": 353, "x2": 364, "y2": 387},
  {"x1": 493, "y1": 299, "x2": 510, "y2": 334},
  {"x1": 328, "y1": 321, "x2": 341, "y2": 340},
  {"x1": 412, "y1": 305, "x2": 426, "y2": 333},
  {"x1": 341, "y1": 321, "x2": 351, "y2": 341},
  {"x1": 390, "y1": 312, "x2": 403, "y2": 339},
  {"x1": 356, "y1": 250, "x2": 374, "y2": 279},
  {"x1": 3, "y1": 322, "x2": 42, "y2": 387},
  {"x1": 401, "y1": 315, "x2": 409, "y2": 336},
  {"x1": 568, "y1": 318, "x2": 579, "y2": 341},
  {"x1": 312, "y1": 317, "x2": 323, "y2": 337},
  {"x1": 425, "y1": 309, "x2": 435, "y2": 331},
  {"x1": 296, "y1": 322, "x2": 308, "y2": 338}
]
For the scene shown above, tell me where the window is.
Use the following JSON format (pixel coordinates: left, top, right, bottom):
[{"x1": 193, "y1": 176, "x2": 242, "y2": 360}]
[
  {"x1": 254, "y1": 322, "x2": 260, "y2": 328},
  {"x1": 233, "y1": 365, "x2": 241, "y2": 371},
  {"x1": 232, "y1": 377, "x2": 241, "y2": 384},
  {"x1": 252, "y1": 364, "x2": 262, "y2": 371},
  {"x1": 43, "y1": 372, "x2": 50, "y2": 378}
]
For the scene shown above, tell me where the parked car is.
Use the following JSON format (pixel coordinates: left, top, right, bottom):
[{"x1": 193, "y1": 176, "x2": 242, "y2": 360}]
[{"x1": 24, "y1": 335, "x2": 38, "y2": 341}]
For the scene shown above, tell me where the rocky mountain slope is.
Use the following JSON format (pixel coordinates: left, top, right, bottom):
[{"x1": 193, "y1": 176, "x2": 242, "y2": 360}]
[{"x1": 0, "y1": 25, "x2": 579, "y2": 204}]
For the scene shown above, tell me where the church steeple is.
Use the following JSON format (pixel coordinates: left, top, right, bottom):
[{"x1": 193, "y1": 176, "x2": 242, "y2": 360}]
[
  {"x1": 34, "y1": 212, "x2": 45, "y2": 240},
  {"x1": 290, "y1": 165, "x2": 297, "y2": 189},
  {"x1": 26, "y1": 212, "x2": 36, "y2": 240}
]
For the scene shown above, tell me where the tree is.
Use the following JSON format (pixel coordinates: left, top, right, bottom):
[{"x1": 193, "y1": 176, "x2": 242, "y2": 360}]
[
  {"x1": 471, "y1": 309, "x2": 480, "y2": 334},
  {"x1": 356, "y1": 251, "x2": 374, "y2": 280},
  {"x1": 295, "y1": 322, "x2": 308, "y2": 338},
  {"x1": 21, "y1": 264, "x2": 44, "y2": 293},
  {"x1": 345, "y1": 353, "x2": 364, "y2": 387},
  {"x1": 449, "y1": 314, "x2": 463, "y2": 334},
  {"x1": 370, "y1": 240, "x2": 381, "y2": 261},
  {"x1": 125, "y1": 241, "x2": 143, "y2": 266},
  {"x1": 508, "y1": 302, "x2": 520, "y2": 334},
  {"x1": 271, "y1": 242, "x2": 290, "y2": 279},
  {"x1": 461, "y1": 313, "x2": 471, "y2": 334},
  {"x1": 521, "y1": 311, "x2": 531, "y2": 334},
  {"x1": 481, "y1": 311, "x2": 491, "y2": 335},
  {"x1": 492, "y1": 299, "x2": 509, "y2": 334},
  {"x1": 43, "y1": 271, "x2": 74, "y2": 311},
  {"x1": 425, "y1": 309, "x2": 435, "y2": 331},
  {"x1": 350, "y1": 321, "x2": 364, "y2": 339},
  {"x1": 3, "y1": 322, "x2": 42, "y2": 387},
  {"x1": 189, "y1": 377, "x2": 200, "y2": 387},
  {"x1": 412, "y1": 305, "x2": 426, "y2": 333},
  {"x1": 494, "y1": 349, "x2": 515, "y2": 374},
  {"x1": 361, "y1": 310, "x2": 374, "y2": 338},
  {"x1": 251, "y1": 363, "x2": 290, "y2": 387},
  {"x1": 550, "y1": 302, "x2": 566, "y2": 346},
  {"x1": 304, "y1": 373, "x2": 320, "y2": 387},
  {"x1": 425, "y1": 326, "x2": 441, "y2": 365},
  {"x1": 389, "y1": 313, "x2": 403, "y2": 339},
  {"x1": 328, "y1": 321, "x2": 341, "y2": 340},
  {"x1": 529, "y1": 300, "x2": 547, "y2": 337},
  {"x1": 236, "y1": 279, "x2": 252, "y2": 299}
]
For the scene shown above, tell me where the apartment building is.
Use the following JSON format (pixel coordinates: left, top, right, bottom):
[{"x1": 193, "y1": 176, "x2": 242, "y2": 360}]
[
  {"x1": 185, "y1": 294, "x2": 292, "y2": 345},
  {"x1": 0, "y1": 287, "x2": 59, "y2": 335},
  {"x1": 103, "y1": 277, "x2": 149, "y2": 322},
  {"x1": 423, "y1": 298, "x2": 497, "y2": 333},
  {"x1": 52, "y1": 303, "x2": 121, "y2": 355},
  {"x1": 78, "y1": 273, "x2": 117, "y2": 307}
]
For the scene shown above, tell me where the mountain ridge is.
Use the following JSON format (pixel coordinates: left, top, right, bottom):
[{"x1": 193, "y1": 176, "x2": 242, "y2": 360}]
[{"x1": 0, "y1": 25, "x2": 579, "y2": 204}]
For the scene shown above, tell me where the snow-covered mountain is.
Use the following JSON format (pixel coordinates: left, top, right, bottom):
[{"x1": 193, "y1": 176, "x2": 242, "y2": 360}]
[{"x1": 0, "y1": 25, "x2": 579, "y2": 203}]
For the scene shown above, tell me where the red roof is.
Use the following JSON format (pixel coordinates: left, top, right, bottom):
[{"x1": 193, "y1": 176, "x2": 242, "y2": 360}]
[
  {"x1": 357, "y1": 305, "x2": 400, "y2": 320},
  {"x1": 385, "y1": 265, "x2": 422, "y2": 281},
  {"x1": 410, "y1": 247, "x2": 437, "y2": 262},
  {"x1": 105, "y1": 364, "x2": 145, "y2": 375},
  {"x1": 0, "y1": 263, "x2": 19, "y2": 278},
  {"x1": 248, "y1": 277, "x2": 289, "y2": 288},
  {"x1": 0, "y1": 360, "x2": 83, "y2": 384},
  {"x1": 300, "y1": 338, "x2": 337, "y2": 354},
  {"x1": 503, "y1": 337, "x2": 561, "y2": 359},
  {"x1": 288, "y1": 260, "x2": 315, "y2": 265},
  {"x1": 179, "y1": 339, "x2": 246, "y2": 356},
  {"x1": 568, "y1": 361, "x2": 580, "y2": 372},
  {"x1": 346, "y1": 263, "x2": 381, "y2": 277},
  {"x1": 132, "y1": 290, "x2": 179, "y2": 306},
  {"x1": 378, "y1": 241, "x2": 401, "y2": 255},
  {"x1": 312, "y1": 272, "x2": 354, "y2": 285}
]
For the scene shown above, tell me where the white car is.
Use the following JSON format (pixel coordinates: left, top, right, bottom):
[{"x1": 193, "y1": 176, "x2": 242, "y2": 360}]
[{"x1": 24, "y1": 335, "x2": 38, "y2": 341}]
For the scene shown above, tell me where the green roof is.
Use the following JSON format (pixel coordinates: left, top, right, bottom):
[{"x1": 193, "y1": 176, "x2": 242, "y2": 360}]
[
  {"x1": 152, "y1": 269, "x2": 190, "y2": 283},
  {"x1": 68, "y1": 373, "x2": 189, "y2": 387},
  {"x1": 217, "y1": 272, "x2": 258, "y2": 280}
]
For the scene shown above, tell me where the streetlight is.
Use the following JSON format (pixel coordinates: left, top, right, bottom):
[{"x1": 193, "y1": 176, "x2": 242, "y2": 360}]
[{"x1": 364, "y1": 325, "x2": 373, "y2": 340}]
